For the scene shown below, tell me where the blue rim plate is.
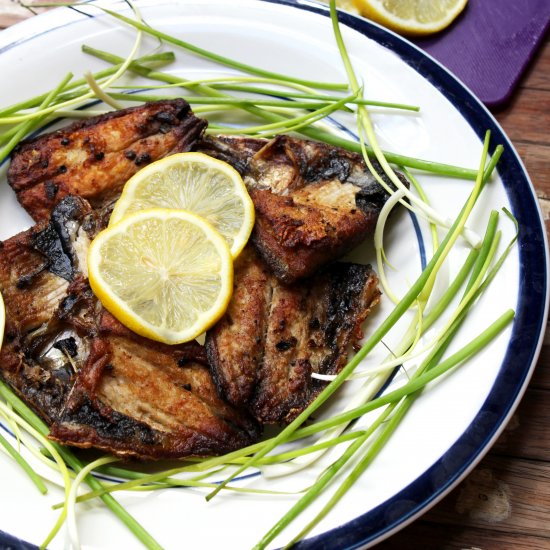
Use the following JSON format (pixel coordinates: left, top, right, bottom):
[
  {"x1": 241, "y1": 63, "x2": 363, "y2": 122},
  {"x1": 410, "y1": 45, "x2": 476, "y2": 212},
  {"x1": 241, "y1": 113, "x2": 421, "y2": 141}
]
[{"x1": 0, "y1": 1, "x2": 547, "y2": 548}]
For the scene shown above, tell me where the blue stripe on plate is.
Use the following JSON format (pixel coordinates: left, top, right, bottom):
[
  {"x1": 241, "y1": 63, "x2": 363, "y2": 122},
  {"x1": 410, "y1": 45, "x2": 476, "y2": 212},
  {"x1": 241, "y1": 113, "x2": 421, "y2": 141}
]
[{"x1": 0, "y1": 529, "x2": 38, "y2": 550}]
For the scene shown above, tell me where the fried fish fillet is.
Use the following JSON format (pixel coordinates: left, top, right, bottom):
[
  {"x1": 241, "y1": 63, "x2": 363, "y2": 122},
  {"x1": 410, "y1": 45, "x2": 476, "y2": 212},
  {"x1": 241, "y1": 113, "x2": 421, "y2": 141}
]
[
  {"x1": 206, "y1": 246, "x2": 381, "y2": 424},
  {"x1": 197, "y1": 134, "x2": 408, "y2": 283},
  {"x1": 49, "y1": 311, "x2": 259, "y2": 460},
  {"x1": 4, "y1": 103, "x2": 392, "y2": 433},
  {"x1": 8, "y1": 99, "x2": 207, "y2": 222},
  {"x1": 0, "y1": 197, "x2": 259, "y2": 458}
]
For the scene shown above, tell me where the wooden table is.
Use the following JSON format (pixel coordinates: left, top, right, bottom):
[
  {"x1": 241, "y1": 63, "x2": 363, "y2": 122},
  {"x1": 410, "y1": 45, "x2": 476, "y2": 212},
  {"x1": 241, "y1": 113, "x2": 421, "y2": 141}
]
[{"x1": 1, "y1": 2, "x2": 548, "y2": 549}]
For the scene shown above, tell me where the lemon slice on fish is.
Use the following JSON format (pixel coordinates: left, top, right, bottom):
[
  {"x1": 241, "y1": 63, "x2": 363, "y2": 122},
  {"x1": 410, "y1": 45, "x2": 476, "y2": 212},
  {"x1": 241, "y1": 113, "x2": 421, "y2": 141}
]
[
  {"x1": 110, "y1": 152, "x2": 254, "y2": 258},
  {"x1": 353, "y1": 0, "x2": 468, "y2": 36},
  {"x1": 88, "y1": 208, "x2": 233, "y2": 345}
]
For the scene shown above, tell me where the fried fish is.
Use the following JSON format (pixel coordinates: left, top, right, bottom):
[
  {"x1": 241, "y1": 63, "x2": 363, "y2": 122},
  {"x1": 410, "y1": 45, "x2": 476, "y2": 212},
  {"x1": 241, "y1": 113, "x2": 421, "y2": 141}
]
[
  {"x1": 8, "y1": 99, "x2": 207, "y2": 223},
  {"x1": 206, "y1": 246, "x2": 381, "y2": 424},
  {"x1": 3, "y1": 102, "x2": 393, "y2": 439},
  {"x1": 197, "y1": 134, "x2": 408, "y2": 283},
  {"x1": 8, "y1": 102, "x2": 406, "y2": 283},
  {"x1": 0, "y1": 196, "x2": 95, "y2": 423},
  {"x1": 49, "y1": 311, "x2": 259, "y2": 460}
]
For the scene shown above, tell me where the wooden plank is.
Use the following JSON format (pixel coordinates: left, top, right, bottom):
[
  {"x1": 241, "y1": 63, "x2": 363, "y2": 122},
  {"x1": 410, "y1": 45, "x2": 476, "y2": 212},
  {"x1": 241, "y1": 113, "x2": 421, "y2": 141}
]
[
  {"x1": 519, "y1": 34, "x2": 550, "y2": 92},
  {"x1": 494, "y1": 89, "x2": 550, "y2": 147},
  {"x1": 493, "y1": 34, "x2": 550, "y2": 209},
  {"x1": 531, "y1": 323, "x2": 550, "y2": 390},
  {"x1": 512, "y1": 143, "x2": 550, "y2": 198},
  {"x1": 492, "y1": 388, "x2": 550, "y2": 460},
  {"x1": 424, "y1": 456, "x2": 550, "y2": 537},
  {"x1": 377, "y1": 521, "x2": 550, "y2": 550}
]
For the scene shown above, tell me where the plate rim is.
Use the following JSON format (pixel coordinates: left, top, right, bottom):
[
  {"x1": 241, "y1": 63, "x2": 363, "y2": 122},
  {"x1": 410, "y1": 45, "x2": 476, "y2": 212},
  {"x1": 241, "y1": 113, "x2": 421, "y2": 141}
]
[{"x1": 0, "y1": 1, "x2": 548, "y2": 549}]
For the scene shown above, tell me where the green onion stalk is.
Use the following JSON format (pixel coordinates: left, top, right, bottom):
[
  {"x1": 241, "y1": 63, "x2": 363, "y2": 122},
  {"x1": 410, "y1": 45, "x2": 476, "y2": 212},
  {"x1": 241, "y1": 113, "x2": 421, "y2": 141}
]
[
  {"x1": 204, "y1": 0, "x2": 501, "y2": 494},
  {"x1": 76, "y1": 31, "x2": 481, "y2": 180},
  {"x1": 244, "y1": 3, "x2": 514, "y2": 545},
  {"x1": 101, "y1": 7, "x2": 347, "y2": 91},
  {"x1": 0, "y1": 20, "x2": 142, "y2": 127},
  {"x1": 0, "y1": 72, "x2": 73, "y2": 163},
  {"x1": 255, "y1": 307, "x2": 514, "y2": 549},
  {"x1": 0, "y1": 52, "x2": 175, "y2": 120},
  {"x1": 262, "y1": 207, "x2": 516, "y2": 547},
  {"x1": 0, "y1": 382, "x2": 164, "y2": 550},
  {"x1": 206, "y1": 126, "x2": 499, "y2": 501},
  {"x1": 0, "y1": 422, "x2": 48, "y2": 495},
  {"x1": 108, "y1": 81, "x2": 420, "y2": 112}
]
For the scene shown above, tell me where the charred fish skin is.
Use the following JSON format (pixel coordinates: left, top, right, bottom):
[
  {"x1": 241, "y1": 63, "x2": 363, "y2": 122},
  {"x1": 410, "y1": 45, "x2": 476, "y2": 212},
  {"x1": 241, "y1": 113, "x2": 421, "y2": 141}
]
[
  {"x1": 50, "y1": 331, "x2": 260, "y2": 460},
  {"x1": 197, "y1": 134, "x2": 408, "y2": 283},
  {"x1": 252, "y1": 261, "x2": 380, "y2": 424},
  {"x1": 8, "y1": 99, "x2": 207, "y2": 222},
  {"x1": 0, "y1": 196, "x2": 95, "y2": 338},
  {"x1": 195, "y1": 134, "x2": 265, "y2": 175},
  {"x1": 0, "y1": 197, "x2": 97, "y2": 423},
  {"x1": 206, "y1": 246, "x2": 273, "y2": 407},
  {"x1": 206, "y1": 246, "x2": 381, "y2": 425}
]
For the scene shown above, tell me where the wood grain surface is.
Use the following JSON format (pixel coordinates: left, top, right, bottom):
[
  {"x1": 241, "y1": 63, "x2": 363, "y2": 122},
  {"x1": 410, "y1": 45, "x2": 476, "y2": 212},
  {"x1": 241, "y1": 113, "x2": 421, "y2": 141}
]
[{"x1": 1, "y1": 2, "x2": 548, "y2": 549}]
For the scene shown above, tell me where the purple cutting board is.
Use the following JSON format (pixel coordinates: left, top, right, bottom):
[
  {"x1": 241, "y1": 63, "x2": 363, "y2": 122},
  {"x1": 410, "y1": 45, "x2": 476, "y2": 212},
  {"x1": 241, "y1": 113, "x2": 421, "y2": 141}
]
[{"x1": 413, "y1": 0, "x2": 550, "y2": 108}]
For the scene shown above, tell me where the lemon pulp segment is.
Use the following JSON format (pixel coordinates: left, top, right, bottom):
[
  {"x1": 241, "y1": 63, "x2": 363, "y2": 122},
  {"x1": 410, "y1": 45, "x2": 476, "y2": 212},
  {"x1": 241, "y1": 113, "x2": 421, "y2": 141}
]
[
  {"x1": 89, "y1": 209, "x2": 233, "y2": 345},
  {"x1": 110, "y1": 152, "x2": 254, "y2": 258}
]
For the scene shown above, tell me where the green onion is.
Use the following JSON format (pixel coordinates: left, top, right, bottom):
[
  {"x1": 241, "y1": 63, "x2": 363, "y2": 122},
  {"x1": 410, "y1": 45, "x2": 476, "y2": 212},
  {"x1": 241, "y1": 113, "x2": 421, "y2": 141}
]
[
  {"x1": 58, "y1": 473, "x2": 301, "y2": 511},
  {"x1": 111, "y1": 80, "x2": 420, "y2": 111},
  {"x1": 0, "y1": 72, "x2": 73, "y2": 163},
  {"x1": 0, "y1": 427, "x2": 47, "y2": 495},
  {"x1": 100, "y1": 8, "x2": 348, "y2": 91},
  {"x1": 207, "y1": 124, "x2": 493, "y2": 501},
  {"x1": 66, "y1": 456, "x2": 119, "y2": 549},
  {"x1": 0, "y1": 3, "x2": 144, "y2": 128},
  {"x1": 206, "y1": 84, "x2": 420, "y2": 111},
  {"x1": 81, "y1": 45, "x2": 481, "y2": 180},
  {"x1": 0, "y1": 50, "x2": 173, "y2": 117},
  {"x1": 274, "y1": 210, "x2": 509, "y2": 545},
  {"x1": 208, "y1": 91, "x2": 358, "y2": 136},
  {"x1": 106, "y1": 90, "x2": 355, "y2": 111},
  {"x1": 255, "y1": 307, "x2": 514, "y2": 549},
  {"x1": 0, "y1": 382, "x2": 163, "y2": 550},
  {"x1": 84, "y1": 71, "x2": 124, "y2": 110},
  {"x1": 0, "y1": 400, "x2": 71, "y2": 549}
]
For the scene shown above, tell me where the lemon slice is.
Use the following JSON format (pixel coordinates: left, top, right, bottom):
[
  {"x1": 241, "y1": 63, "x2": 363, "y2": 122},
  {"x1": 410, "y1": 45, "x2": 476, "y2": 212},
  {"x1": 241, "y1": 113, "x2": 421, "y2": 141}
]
[
  {"x1": 88, "y1": 208, "x2": 233, "y2": 345},
  {"x1": 110, "y1": 152, "x2": 254, "y2": 258},
  {"x1": 353, "y1": 0, "x2": 468, "y2": 36}
]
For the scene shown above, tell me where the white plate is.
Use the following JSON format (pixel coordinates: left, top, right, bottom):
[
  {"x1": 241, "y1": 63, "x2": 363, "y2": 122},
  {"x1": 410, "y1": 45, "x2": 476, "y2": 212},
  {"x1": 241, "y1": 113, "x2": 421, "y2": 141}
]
[{"x1": 0, "y1": 1, "x2": 548, "y2": 549}]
